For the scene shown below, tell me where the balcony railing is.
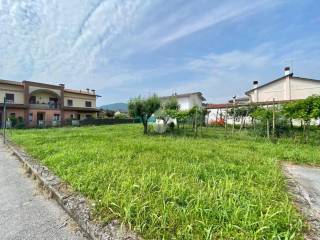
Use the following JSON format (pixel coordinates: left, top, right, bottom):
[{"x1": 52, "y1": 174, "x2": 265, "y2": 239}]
[
  {"x1": 29, "y1": 103, "x2": 60, "y2": 109},
  {"x1": 29, "y1": 120, "x2": 61, "y2": 128}
]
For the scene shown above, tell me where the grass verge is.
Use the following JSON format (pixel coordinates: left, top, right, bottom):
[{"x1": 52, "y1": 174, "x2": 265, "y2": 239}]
[{"x1": 10, "y1": 124, "x2": 320, "y2": 239}]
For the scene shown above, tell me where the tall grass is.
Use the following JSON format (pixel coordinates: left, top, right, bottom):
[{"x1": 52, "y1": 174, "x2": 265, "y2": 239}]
[{"x1": 10, "y1": 125, "x2": 320, "y2": 239}]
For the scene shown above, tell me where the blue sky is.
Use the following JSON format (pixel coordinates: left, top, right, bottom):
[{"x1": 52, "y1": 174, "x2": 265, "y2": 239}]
[{"x1": 0, "y1": 0, "x2": 319, "y2": 105}]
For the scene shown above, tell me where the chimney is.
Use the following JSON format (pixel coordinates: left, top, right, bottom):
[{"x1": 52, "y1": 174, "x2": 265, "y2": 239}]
[
  {"x1": 232, "y1": 95, "x2": 236, "y2": 103},
  {"x1": 86, "y1": 88, "x2": 90, "y2": 93},
  {"x1": 284, "y1": 66, "x2": 291, "y2": 76},
  {"x1": 91, "y1": 89, "x2": 96, "y2": 95},
  {"x1": 252, "y1": 81, "x2": 259, "y2": 102}
]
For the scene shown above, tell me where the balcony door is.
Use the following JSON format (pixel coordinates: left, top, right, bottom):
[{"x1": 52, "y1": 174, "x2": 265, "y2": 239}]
[
  {"x1": 49, "y1": 97, "x2": 58, "y2": 108},
  {"x1": 37, "y1": 112, "x2": 45, "y2": 126}
]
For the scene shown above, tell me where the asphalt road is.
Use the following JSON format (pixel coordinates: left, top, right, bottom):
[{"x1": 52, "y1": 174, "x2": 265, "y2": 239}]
[{"x1": 0, "y1": 141, "x2": 86, "y2": 240}]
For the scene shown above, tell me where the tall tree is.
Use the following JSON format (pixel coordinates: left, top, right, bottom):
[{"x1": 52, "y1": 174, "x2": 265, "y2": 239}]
[
  {"x1": 128, "y1": 95, "x2": 160, "y2": 134},
  {"x1": 154, "y1": 96, "x2": 180, "y2": 127}
]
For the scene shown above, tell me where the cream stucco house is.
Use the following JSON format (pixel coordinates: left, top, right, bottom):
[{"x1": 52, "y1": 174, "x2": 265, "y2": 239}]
[
  {"x1": 0, "y1": 79, "x2": 100, "y2": 127},
  {"x1": 246, "y1": 67, "x2": 320, "y2": 103},
  {"x1": 206, "y1": 67, "x2": 320, "y2": 124}
]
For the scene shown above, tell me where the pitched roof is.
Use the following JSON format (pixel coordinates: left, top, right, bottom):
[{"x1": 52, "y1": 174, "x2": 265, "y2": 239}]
[
  {"x1": 0, "y1": 79, "x2": 23, "y2": 86},
  {"x1": 0, "y1": 79, "x2": 100, "y2": 97},
  {"x1": 205, "y1": 103, "x2": 233, "y2": 109},
  {"x1": 161, "y1": 92, "x2": 206, "y2": 101},
  {"x1": 245, "y1": 74, "x2": 320, "y2": 95}
]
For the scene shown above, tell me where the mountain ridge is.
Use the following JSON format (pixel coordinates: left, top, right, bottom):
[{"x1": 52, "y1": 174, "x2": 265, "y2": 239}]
[{"x1": 99, "y1": 102, "x2": 128, "y2": 112}]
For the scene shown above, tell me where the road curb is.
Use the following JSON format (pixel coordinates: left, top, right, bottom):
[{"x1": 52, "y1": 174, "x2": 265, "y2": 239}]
[{"x1": 5, "y1": 139, "x2": 140, "y2": 240}]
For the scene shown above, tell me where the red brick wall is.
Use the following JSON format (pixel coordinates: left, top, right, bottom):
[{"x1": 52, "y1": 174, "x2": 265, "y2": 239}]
[
  {"x1": 64, "y1": 110, "x2": 78, "y2": 120},
  {"x1": 6, "y1": 109, "x2": 25, "y2": 119},
  {"x1": 28, "y1": 109, "x2": 62, "y2": 127}
]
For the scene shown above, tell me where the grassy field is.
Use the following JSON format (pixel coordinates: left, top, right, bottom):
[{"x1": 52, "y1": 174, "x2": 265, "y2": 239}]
[{"x1": 9, "y1": 124, "x2": 320, "y2": 239}]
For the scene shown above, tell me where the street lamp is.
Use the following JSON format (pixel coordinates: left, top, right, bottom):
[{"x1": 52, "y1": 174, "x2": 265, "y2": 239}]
[{"x1": 3, "y1": 97, "x2": 7, "y2": 143}]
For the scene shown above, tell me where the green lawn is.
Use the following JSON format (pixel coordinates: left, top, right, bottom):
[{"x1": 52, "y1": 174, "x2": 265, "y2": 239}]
[{"x1": 9, "y1": 125, "x2": 320, "y2": 239}]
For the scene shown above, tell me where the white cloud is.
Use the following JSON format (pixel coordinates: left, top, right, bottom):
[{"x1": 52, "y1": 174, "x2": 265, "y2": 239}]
[
  {"x1": 0, "y1": 0, "x2": 319, "y2": 105},
  {"x1": 152, "y1": 1, "x2": 279, "y2": 49},
  {"x1": 161, "y1": 39, "x2": 320, "y2": 103}
]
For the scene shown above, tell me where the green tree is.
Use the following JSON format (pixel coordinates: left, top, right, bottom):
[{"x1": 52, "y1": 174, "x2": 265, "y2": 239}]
[
  {"x1": 309, "y1": 95, "x2": 320, "y2": 121},
  {"x1": 251, "y1": 107, "x2": 273, "y2": 138},
  {"x1": 284, "y1": 95, "x2": 320, "y2": 140},
  {"x1": 283, "y1": 101, "x2": 298, "y2": 129},
  {"x1": 188, "y1": 106, "x2": 206, "y2": 134},
  {"x1": 163, "y1": 96, "x2": 180, "y2": 111},
  {"x1": 154, "y1": 96, "x2": 180, "y2": 127},
  {"x1": 228, "y1": 107, "x2": 249, "y2": 131},
  {"x1": 114, "y1": 113, "x2": 128, "y2": 119},
  {"x1": 128, "y1": 95, "x2": 161, "y2": 134}
]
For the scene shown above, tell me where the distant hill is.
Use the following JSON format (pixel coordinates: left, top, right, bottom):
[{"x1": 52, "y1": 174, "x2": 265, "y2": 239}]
[{"x1": 99, "y1": 103, "x2": 128, "y2": 112}]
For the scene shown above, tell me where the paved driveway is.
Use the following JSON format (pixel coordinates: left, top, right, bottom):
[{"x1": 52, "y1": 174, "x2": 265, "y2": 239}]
[
  {"x1": 284, "y1": 164, "x2": 320, "y2": 239},
  {"x1": 0, "y1": 141, "x2": 86, "y2": 240}
]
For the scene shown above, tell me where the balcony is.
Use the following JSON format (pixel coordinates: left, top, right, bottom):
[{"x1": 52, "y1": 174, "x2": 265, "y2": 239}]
[{"x1": 29, "y1": 103, "x2": 60, "y2": 109}]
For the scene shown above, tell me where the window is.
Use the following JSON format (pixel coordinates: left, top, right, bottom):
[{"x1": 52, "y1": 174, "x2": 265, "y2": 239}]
[
  {"x1": 53, "y1": 114, "x2": 60, "y2": 121},
  {"x1": 29, "y1": 113, "x2": 33, "y2": 122},
  {"x1": 70, "y1": 114, "x2": 74, "y2": 119},
  {"x1": 29, "y1": 96, "x2": 36, "y2": 104},
  {"x1": 85, "y1": 114, "x2": 92, "y2": 119},
  {"x1": 67, "y1": 99, "x2": 73, "y2": 106},
  {"x1": 5, "y1": 93, "x2": 14, "y2": 103},
  {"x1": 85, "y1": 101, "x2": 92, "y2": 107}
]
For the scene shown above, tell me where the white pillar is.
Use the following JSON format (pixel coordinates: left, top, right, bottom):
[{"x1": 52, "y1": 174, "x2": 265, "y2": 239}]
[{"x1": 284, "y1": 75, "x2": 291, "y2": 100}]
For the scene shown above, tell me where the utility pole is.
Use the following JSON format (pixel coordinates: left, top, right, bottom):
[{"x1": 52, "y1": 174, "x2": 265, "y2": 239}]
[
  {"x1": 3, "y1": 97, "x2": 7, "y2": 144},
  {"x1": 272, "y1": 98, "x2": 275, "y2": 138},
  {"x1": 225, "y1": 106, "x2": 228, "y2": 133},
  {"x1": 194, "y1": 107, "x2": 198, "y2": 136}
]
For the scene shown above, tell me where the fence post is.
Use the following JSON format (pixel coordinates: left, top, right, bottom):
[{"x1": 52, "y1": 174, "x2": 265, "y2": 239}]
[
  {"x1": 267, "y1": 119, "x2": 270, "y2": 139},
  {"x1": 194, "y1": 107, "x2": 198, "y2": 136},
  {"x1": 232, "y1": 95, "x2": 236, "y2": 134},
  {"x1": 225, "y1": 107, "x2": 228, "y2": 132},
  {"x1": 3, "y1": 97, "x2": 7, "y2": 144},
  {"x1": 272, "y1": 98, "x2": 275, "y2": 138}
]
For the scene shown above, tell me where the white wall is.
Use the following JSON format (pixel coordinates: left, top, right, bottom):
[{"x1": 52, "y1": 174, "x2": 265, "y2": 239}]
[
  {"x1": 248, "y1": 77, "x2": 320, "y2": 103},
  {"x1": 64, "y1": 92, "x2": 96, "y2": 108},
  {"x1": 31, "y1": 92, "x2": 58, "y2": 104},
  {"x1": 207, "y1": 106, "x2": 320, "y2": 127},
  {"x1": 177, "y1": 94, "x2": 203, "y2": 110},
  {"x1": 290, "y1": 78, "x2": 320, "y2": 100},
  {"x1": 207, "y1": 108, "x2": 251, "y2": 125},
  {"x1": 177, "y1": 97, "x2": 190, "y2": 110},
  {"x1": 0, "y1": 84, "x2": 24, "y2": 104}
]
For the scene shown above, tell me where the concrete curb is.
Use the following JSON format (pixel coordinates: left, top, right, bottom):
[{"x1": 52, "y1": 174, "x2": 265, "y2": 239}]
[{"x1": 4, "y1": 139, "x2": 140, "y2": 240}]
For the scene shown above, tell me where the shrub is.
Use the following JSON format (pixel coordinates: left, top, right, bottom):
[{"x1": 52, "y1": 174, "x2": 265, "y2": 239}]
[{"x1": 114, "y1": 113, "x2": 128, "y2": 119}]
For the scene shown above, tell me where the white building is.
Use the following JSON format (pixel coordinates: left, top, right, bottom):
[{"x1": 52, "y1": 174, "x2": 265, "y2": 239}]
[
  {"x1": 206, "y1": 67, "x2": 320, "y2": 125},
  {"x1": 246, "y1": 67, "x2": 320, "y2": 103},
  {"x1": 160, "y1": 92, "x2": 206, "y2": 110}
]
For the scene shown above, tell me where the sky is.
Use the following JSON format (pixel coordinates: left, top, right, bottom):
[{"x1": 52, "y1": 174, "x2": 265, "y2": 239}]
[{"x1": 0, "y1": 0, "x2": 320, "y2": 106}]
